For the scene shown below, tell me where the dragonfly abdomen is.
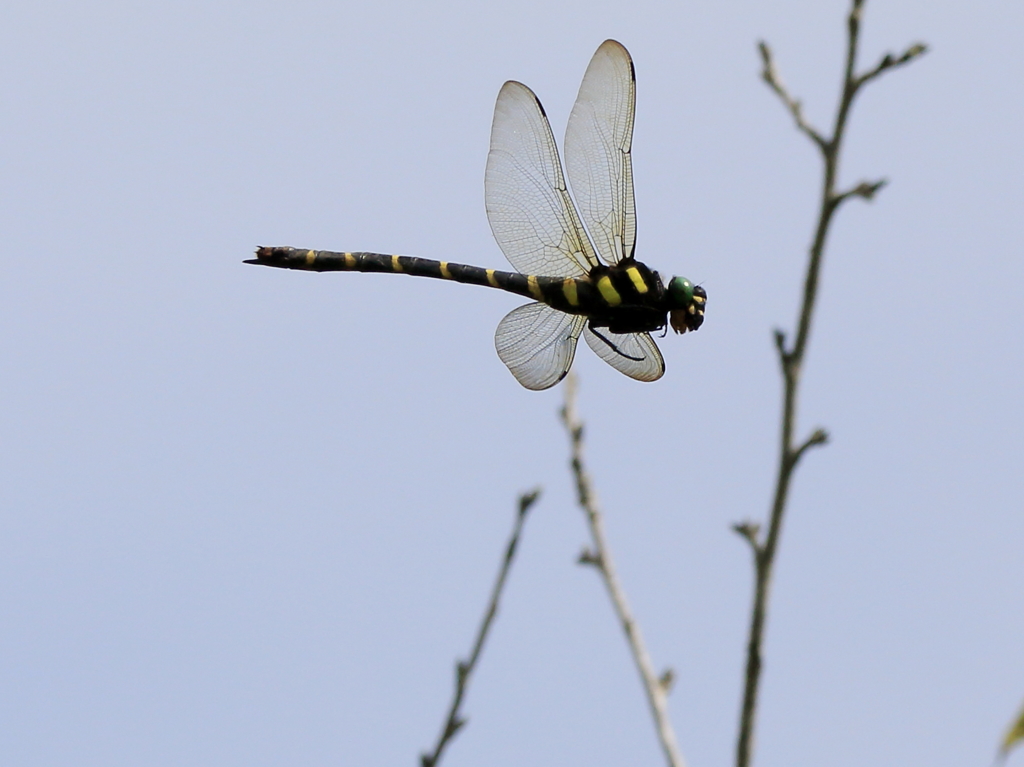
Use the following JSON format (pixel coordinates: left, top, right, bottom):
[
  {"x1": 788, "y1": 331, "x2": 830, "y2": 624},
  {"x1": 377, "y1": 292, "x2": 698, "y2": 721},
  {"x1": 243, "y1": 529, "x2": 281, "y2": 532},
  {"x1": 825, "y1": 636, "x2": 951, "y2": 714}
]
[
  {"x1": 249, "y1": 246, "x2": 605, "y2": 310},
  {"x1": 248, "y1": 248, "x2": 671, "y2": 331}
]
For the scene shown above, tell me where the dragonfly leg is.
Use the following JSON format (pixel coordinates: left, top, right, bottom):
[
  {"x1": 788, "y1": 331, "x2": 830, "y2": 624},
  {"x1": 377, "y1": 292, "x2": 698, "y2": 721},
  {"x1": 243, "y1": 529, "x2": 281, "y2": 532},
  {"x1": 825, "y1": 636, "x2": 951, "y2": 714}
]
[{"x1": 588, "y1": 326, "x2": 645, "y2": 362}]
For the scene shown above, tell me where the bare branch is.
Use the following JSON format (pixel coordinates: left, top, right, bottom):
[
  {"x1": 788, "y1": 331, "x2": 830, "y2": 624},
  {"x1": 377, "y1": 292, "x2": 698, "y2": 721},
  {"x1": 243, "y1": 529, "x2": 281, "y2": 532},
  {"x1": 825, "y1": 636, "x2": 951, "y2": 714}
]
[
  {"x1": 561, "y1": 373, "x2": 686, "y2": 767},
  {"x1": 834, "y1": 178, "x2": 888, "y2": 207},
  {"x1": 736, "y1": 3, "x2": 926, "y2": 767},
  {"x1": 758, "y1": 41, "x2": 828, "y2": 154},
  {"x1": 857, "y1": 43, "x2": 928, "y2": 88},
  {"x1": 731, "y1": 522, "x2": 762, "y2": 556},
  {"x1": 773, "y1": 330, "x2": 795, "y2": 383},
  {"x1": 773, "y1": 329, "x2": 788, "y2": 360},
  {"x1": 793, "y1": 429, "x2": 830, "y2": 465},
  {"x1": 420, "y1": 488, "x2": 541, "y2": 767}
]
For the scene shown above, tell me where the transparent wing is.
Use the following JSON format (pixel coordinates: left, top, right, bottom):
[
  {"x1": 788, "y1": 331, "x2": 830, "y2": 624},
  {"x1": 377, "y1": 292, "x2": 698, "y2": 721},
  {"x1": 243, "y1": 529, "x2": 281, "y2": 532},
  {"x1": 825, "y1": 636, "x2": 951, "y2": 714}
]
[
  {"x1": 565, "y1": 39, "x2": 637, "y2": 265},
  {"x1": 495, "y1": 303, "x2": 586, "y2": 390},
  {"x1": 583, "y1": 326, "x2": 664, "y2": 382},
  {"x1": 485, "y1": 81, "x2": 599, "y2": 278}
]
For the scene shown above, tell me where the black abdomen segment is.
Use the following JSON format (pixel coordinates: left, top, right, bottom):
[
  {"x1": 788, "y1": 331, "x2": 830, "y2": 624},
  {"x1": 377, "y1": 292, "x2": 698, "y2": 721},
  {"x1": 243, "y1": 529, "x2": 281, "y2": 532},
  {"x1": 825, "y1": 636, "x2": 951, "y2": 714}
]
[{"x1": 248, "y1": 247, "x2": 604, "y2": 313}]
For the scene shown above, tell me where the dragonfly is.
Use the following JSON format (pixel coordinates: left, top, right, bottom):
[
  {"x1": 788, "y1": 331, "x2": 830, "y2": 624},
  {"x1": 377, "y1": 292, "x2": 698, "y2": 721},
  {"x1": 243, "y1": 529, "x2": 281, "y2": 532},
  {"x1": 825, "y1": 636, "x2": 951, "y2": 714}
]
[{"x1": 247, "y1": 40, "x2": 706, "y2": 390}]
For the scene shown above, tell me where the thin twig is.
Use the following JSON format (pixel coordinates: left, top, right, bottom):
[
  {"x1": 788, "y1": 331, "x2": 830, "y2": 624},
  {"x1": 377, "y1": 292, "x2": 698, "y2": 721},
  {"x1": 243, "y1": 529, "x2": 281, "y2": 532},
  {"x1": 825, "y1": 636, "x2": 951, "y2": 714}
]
[
  {"x1": 420, "y1": 488, "x2": 542, "y2": 767},
  {"x1": 758, "y1": 41, "x2": 828, "y2": 155},
  {"x1": 834, "y1": 178, "x2": 888, "y2": 206},
  {"x1": 735, "y1": 4, "x2": 927, "y2": 767},
  {"x1": 560, "y1": 373, "x2": 686, "y2": 767},
  {"x1": 857, "y1": 43, "x2": 928, "y2": 88}
]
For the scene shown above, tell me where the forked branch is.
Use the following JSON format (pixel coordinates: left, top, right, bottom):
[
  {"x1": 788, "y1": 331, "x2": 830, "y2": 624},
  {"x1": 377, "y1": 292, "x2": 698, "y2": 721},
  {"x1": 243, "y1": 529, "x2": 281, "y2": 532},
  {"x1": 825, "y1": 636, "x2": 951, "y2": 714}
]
[
  {"x1": 421, "y1": 488, "x2": 541, "y2": 767},
  {"x1": 736, "y1": 3, "x2": 926, "y2": 767},
  {"x1": 561, "y1": 374, "x2": 685, "y2": 767}
]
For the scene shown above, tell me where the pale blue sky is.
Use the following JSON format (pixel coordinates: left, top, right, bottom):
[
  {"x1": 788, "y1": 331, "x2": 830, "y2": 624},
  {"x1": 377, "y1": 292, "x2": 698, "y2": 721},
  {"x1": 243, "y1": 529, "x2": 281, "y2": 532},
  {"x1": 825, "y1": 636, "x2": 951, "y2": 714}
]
[{"x1": 1, "y1": 1, "x2": 1022, "y2": 765}]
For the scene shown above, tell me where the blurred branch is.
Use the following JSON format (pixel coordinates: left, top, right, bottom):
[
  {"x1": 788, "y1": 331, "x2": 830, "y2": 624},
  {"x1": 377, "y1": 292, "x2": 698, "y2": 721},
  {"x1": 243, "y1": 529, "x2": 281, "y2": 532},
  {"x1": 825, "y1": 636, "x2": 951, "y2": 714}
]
[
  {"x1": 736, "y1": 3, "x2": 927, "y2": 767},
  {"x1": 560, "y1": 374, "x2": 686, "y2": 767},
  {"x1": 997, "y1": 697, "x2": 1024, "y2": 765},
  {"x1": 420, "y1": 488, "x2": 541, "y2": 767},
  {"x1": 758, "y1": 41, "x2": 827, "y2": 154},
  {"x1": 858, "y1": 42, "x2": 928, "y2": 88}
]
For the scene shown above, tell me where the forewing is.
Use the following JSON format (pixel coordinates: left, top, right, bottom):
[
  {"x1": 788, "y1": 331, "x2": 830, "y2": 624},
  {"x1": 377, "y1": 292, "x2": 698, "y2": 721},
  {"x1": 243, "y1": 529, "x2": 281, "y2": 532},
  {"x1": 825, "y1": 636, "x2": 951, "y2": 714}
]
[
  {"x1": 495, "y1": 303, "x2": 585, "y2": 390},
  {"x1": 583, "y1": 327, "x2": 664, "y2": 382},
  {"x1": 485, "y1": 81, "x2": 598, "y2": 278},
  {"x1": 565, "y1": 40, "x2": 637, "y2": 265}
]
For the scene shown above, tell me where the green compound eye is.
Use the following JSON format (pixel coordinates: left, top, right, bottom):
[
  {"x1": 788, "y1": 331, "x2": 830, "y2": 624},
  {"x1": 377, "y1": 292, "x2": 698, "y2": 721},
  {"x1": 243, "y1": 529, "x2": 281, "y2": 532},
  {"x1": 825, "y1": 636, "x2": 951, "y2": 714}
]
[
  {"x1": 667, "y1": 276, "x2": 695, "y2": 309},
  {"x1": 667, "y1": 277, "x2": 706, "y2": 334}
]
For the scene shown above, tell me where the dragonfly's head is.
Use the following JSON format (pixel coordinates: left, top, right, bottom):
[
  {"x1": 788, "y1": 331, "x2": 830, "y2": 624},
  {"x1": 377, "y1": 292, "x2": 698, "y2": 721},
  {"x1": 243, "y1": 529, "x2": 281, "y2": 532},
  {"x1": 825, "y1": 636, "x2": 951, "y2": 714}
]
[{"x1": 667, "y1": 277, "x2": 707, "y2": 334}]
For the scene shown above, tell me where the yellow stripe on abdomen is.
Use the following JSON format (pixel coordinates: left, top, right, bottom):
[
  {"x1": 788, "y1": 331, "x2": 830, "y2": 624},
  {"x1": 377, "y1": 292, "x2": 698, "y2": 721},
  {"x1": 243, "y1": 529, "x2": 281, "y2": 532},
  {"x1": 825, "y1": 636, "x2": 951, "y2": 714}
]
[
  {"x1": 305, "y1": 250, "x2": 317, "y2": 265},
  {"x1": 562, "y1": 279, "x2": 579, "y2": 307},
  {"x1": 596, "y1": 275, "x2": 622, "y2": 306},
  {"x1": 486, "y1": 269, "x2": 499, "y2": 288},
  {"x1": 391, "y1": 255, "x2": 404, "y2": 272},
  {"x1": 527, "y1": 275, "x2": 543, "y2": 301},
  {"x1": 626, "y1": 266, "x2": 649, "y2": 294},
  {"x1": 440, "y1": 261, "x2": 453, "y2": 279},
  {"x1": 344, "y1": 252, "x2": 356, "y2": 268}
]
